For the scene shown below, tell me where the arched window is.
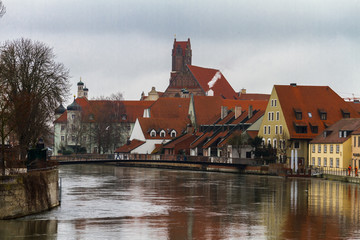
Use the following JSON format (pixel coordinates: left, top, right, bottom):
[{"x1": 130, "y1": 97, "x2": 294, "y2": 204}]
[
  {"x1": 267, "y1": 138, "x2": 271, "y2": 146},
  {"x1": 262, "y1": 138, "x2": 265, "y2": 146},
  {"x1": 160, "y1": 130, "x2": 166, "y2": 137},
  {"x1": 150, "y1": 129, "x2": 156, "y2": 137},
  {"x1": 170, "y1": 130, "x2": 177, "y2": 138}
]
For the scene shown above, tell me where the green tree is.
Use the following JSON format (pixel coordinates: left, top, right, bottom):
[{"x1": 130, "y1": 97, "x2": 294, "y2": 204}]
[{"x1": 0, "y1": 38, "x2": 70, "y2": 161}]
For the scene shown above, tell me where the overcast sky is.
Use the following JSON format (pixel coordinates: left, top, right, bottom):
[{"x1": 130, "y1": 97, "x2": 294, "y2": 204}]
[{"x1": 1, "y1": 0, "x2": 360, "y2": 104}]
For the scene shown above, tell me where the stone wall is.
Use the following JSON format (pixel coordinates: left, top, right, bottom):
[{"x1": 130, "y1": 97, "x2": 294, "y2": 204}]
[{"x1": 0, "y1": 169, "x2": 60, "y2": 219}]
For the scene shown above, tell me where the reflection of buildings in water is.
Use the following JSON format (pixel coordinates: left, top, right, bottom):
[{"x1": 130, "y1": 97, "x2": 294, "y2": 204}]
[
  {"x1": 0, "y1": 219, "x2": 58, "y2": 238},
  {"x1": 260, "y1": 178, "x2": 360, "y2": 239}
]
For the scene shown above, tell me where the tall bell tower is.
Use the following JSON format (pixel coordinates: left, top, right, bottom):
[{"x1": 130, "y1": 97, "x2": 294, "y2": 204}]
[{"x1": 171, "y1": 38, "x2": 192, "y2": 73}]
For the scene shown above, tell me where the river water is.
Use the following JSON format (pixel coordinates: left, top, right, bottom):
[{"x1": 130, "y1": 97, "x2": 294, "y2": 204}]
[{"x1": 1, "y1": 164, "x2": 360, "y2": 240}]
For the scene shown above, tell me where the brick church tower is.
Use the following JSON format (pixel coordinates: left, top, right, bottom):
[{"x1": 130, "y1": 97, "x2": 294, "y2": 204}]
[
  {"x1": 172, "y1": 38, "x2": 192, "y2": 73},
  {"x1": 163, "y1": 38, "x2": 204, "y2": 97}
]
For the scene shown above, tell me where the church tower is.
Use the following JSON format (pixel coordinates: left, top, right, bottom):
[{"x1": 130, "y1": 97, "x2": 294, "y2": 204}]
[{"x1": 171, "y1": 38, "x2": 192, "y2": 74}]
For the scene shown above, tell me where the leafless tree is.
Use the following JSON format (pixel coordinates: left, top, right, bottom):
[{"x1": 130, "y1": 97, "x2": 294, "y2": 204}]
[
  {"x1": 89, "y1": 97, "x2": 127, "y2": 154},
  {"x1": 0, "y1": 38, "x2": 70, "y2": 161},
  {"x1": 0, "y1": 1, "x2": 5, "y2": 18}
]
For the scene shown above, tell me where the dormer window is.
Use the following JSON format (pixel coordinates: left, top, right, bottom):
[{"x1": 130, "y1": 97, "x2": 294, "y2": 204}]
[
  {"x1": 170, "y1": 130, "x2": 177, "y2": 138},
  {"x1": 341, "y1": 109, "x2": 350, "y2": 118},
  {"x1": 150, "y1": 129, "x2": 156, "y2": 137},
  {"x1": 160, "y1": 130, "x2": 166, "y2": 137},
  {"x1": 294, "y1": 109, "x2": 302, "y2": 120},
  {"x1": 319, "y1": 109, "x2": 327, "y2": 120}
]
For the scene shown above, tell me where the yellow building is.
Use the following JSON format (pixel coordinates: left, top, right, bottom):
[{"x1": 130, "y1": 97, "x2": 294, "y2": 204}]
[
  {"x1": 258, "y1": 84, "x2": 359, "y2": 166},
  {"x1": 351, "y1": 128, "x2": 360, "y2": 168},
  {"x1": 309, "y1": 118, "x2": 360, "y2": 169}
]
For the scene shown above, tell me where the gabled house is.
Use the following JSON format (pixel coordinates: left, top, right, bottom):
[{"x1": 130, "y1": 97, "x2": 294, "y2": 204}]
[
  {"x1": 309, "y1": 118, "x2": 360, "y2": 169},
  {"x1": 122, "y1": 117, "x2": 189, "y2": 154},
  {"x1": 258, "y1": 84, "x2": 360, "y2": 166}
]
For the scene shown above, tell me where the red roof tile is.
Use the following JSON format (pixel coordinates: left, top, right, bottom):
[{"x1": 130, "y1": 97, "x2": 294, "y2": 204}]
[
  {"x1": 114, "y1": 139, "x2": 145, "y2": 153},
  {"x1": 187, "y1": 65, "x2": 237, "y2": 99},
  {"x1": 138, "y1": 117, "x2": 189, "y2": 140},
  {"x1": 311, "y1": 118, "x2": 360, "y2": 144},
  {"x1": 238, "y1": 93, "x2": 270, "y2": 101},
  {"x1": 275, "y1": 85, "x2": 360, "y2": 139},
  {"x1": 54, "y1": 112, "x2": 67, "y2": 123}
]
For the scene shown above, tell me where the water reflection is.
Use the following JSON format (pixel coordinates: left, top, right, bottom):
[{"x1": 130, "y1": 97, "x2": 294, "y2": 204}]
[{"x1": 1, "y1": 165, "x2": 360, "y2": 239}]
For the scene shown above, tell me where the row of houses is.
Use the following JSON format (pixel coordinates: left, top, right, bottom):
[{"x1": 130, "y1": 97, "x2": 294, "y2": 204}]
[{"x1": 53, "y1": 38, "x2": 360, "y2": 170}]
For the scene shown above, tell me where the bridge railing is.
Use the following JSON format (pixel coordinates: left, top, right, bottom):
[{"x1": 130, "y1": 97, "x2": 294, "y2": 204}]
[
  {"x1": 314, "y1": 166, "x2": 359, "y2": 177},
  {"x1": 50, "y1": 153, "x2": 262, "y2": 165}
]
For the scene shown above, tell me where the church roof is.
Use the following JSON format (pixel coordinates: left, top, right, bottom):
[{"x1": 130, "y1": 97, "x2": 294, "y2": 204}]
[
  {"x1": 172, "y1": 39, "x2": 190, "y2": 56},
  {"x1": 187, "y1": 65, "x2": 237, "y2": 99}
]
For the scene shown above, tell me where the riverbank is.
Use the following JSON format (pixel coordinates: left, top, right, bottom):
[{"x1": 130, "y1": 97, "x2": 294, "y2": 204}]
[{"x1": 0, "y1": 169, "x2": 60, "y2": 219}]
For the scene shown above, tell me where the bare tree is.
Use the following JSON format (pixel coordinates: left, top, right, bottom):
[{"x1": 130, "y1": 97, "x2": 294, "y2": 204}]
[
  {"x1": 0, "y1": 1, "x2": 5, "y2": 18},
  {"x1": 0, "y1": 38, "x2": 70, "y2": 161},
  {"x1": 89, "y1": 98, "x2": 127, "y2": 154}
]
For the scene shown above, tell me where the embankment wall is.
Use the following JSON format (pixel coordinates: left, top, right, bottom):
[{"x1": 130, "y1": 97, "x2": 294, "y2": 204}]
[{"x1": 0, "y1": 169, "x2": 59, "y2": 219}]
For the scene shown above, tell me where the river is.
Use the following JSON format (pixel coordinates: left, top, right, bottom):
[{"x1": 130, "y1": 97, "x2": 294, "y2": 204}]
[{"x1": 1, "y1": 164, "x2": 360, "y2": 240}]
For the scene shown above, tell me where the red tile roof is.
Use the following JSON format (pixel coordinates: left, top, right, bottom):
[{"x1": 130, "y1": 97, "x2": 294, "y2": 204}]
[
  {"x1": 311, "y1": 118, "x2": 360, "y2": 144},
  {"x1": 54, "y1": 98, "x2": 154, "y2": 124},
  {"x1": 275, "y1": 85, "x2": 360, "y2": 139},
  {"x1": 187, "y1": 65, "x2": 237, "y2": 99},
  {"x1": 114, "y1": 139, "x2": 145, "y2": 153},
  {"x1": 238, "y1": 93, "x2": 270, "y2": 101},
  {"x1": 138, "y1": 117, "x2": 189, "y2": 140},
  {"x1": 54, "y1": 112, "x2": 67, "y2": 123}
]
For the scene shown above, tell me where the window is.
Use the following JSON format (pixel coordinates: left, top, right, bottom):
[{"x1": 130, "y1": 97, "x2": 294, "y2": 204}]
[
  {"x1": 294, "y1": 141, "x2": 300, "y2": 149},
  {"x1": 72, "y1": 136, "x2": 76, "y2": 142},
  {"x1": 279, "y1": 125, "x2": 283, "y2": 135},
  {"x1": 72, "y1": 114, "x2": 75, "y2": 119},
  {"x1": 318, "y1": 144, "x2": 321, "y2": 153},
  {"x1": 264, "y1": 126, "x2": 267, "y2": 135},
  {"x1": 318, "y1": 157, "x2": 321, "y2": 166},
  {"x1": 267, "y1": 139, "x2": 271, "y2": 146},
  {"x1": 358, "y1": 136, "x2": 360, "y2": 147},
  {"x1": 310, "y1": 125, "x2": 318, "y2": 133},
  {"x1": 274, "y1": 99, "x2": 277, "y2": 106},
  {"x1": 312, "y1": 144, "x2": 315, "y2": 153},
  {"x1": 319, "y1": 110, "x2": 327, "y2": 120},
  {"x1": 336, "y1": 144, "x2": 340, "y2": 153},
  {"x1": 268, "y1": 126, "x2": 271, "y2": 135},
  {"x1": 61, "y1": 125, "x2": 65, "y2": 131},
  {"x1": 355, "y1": 136, "x2": 357, "y2": 147},
  {"x1": 330, "y1": 144, "x2": 333, "y2": 153},
  {"x1": 312, "y1": 157, "x2": 315, "y2": 166},
  {"x1": 296, "y1": 112, "x2": 302, "y2": 120},
  {"x1": 275, "y1": 125, "x2": 278, "y2": 135},
  {"x1": 160, "y1": 130, "x2": 166, "y2": 137},
  {"x1": 330, "y1": 158, "x2": 333, "y2": 168},
  {"x1": 170, "y1": 130, "x2": 177, "y2": 138},
  {"x1": 324, "y1": 144, "x2": 327, "y2": 153},
  {"x1": 339, "y1": 131, "x2": 342, "y2": 138},
  {"x1": 273, "y1": 139, "x2": 277, "y2": 149},
  {"x1": 61, "y1": 136, "x2": 65, "y2": 141},
  {"x1": 268, "y1": 112, "x2": 274, "y2": 121},
  {"x1": 324, "y1": 157, "x2": 327, "y2": 167},
  {"x1": 336, "y1": 158, "x2": 340, "y2": 168},
  {"x1": 150, "y1": 130, "x2": 156, "y2": 137},
  {"x1": 276, "y1": 111, "x2": 280, "y2": 121}
]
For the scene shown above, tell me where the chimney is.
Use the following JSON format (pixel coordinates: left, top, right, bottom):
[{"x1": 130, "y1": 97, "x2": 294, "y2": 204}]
[
  {"x1": 248, "y1": 105, "x2": 253, "y2": 119},
  {"x1": 221, "y1": 106, "x2": 228, "y2": 119},
  {"x1": 240, "y1": 88, "x2": 246, "y2": 95},
  {"x1": 235, "y1": 106, "x2": 242, "y2": 119}
]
